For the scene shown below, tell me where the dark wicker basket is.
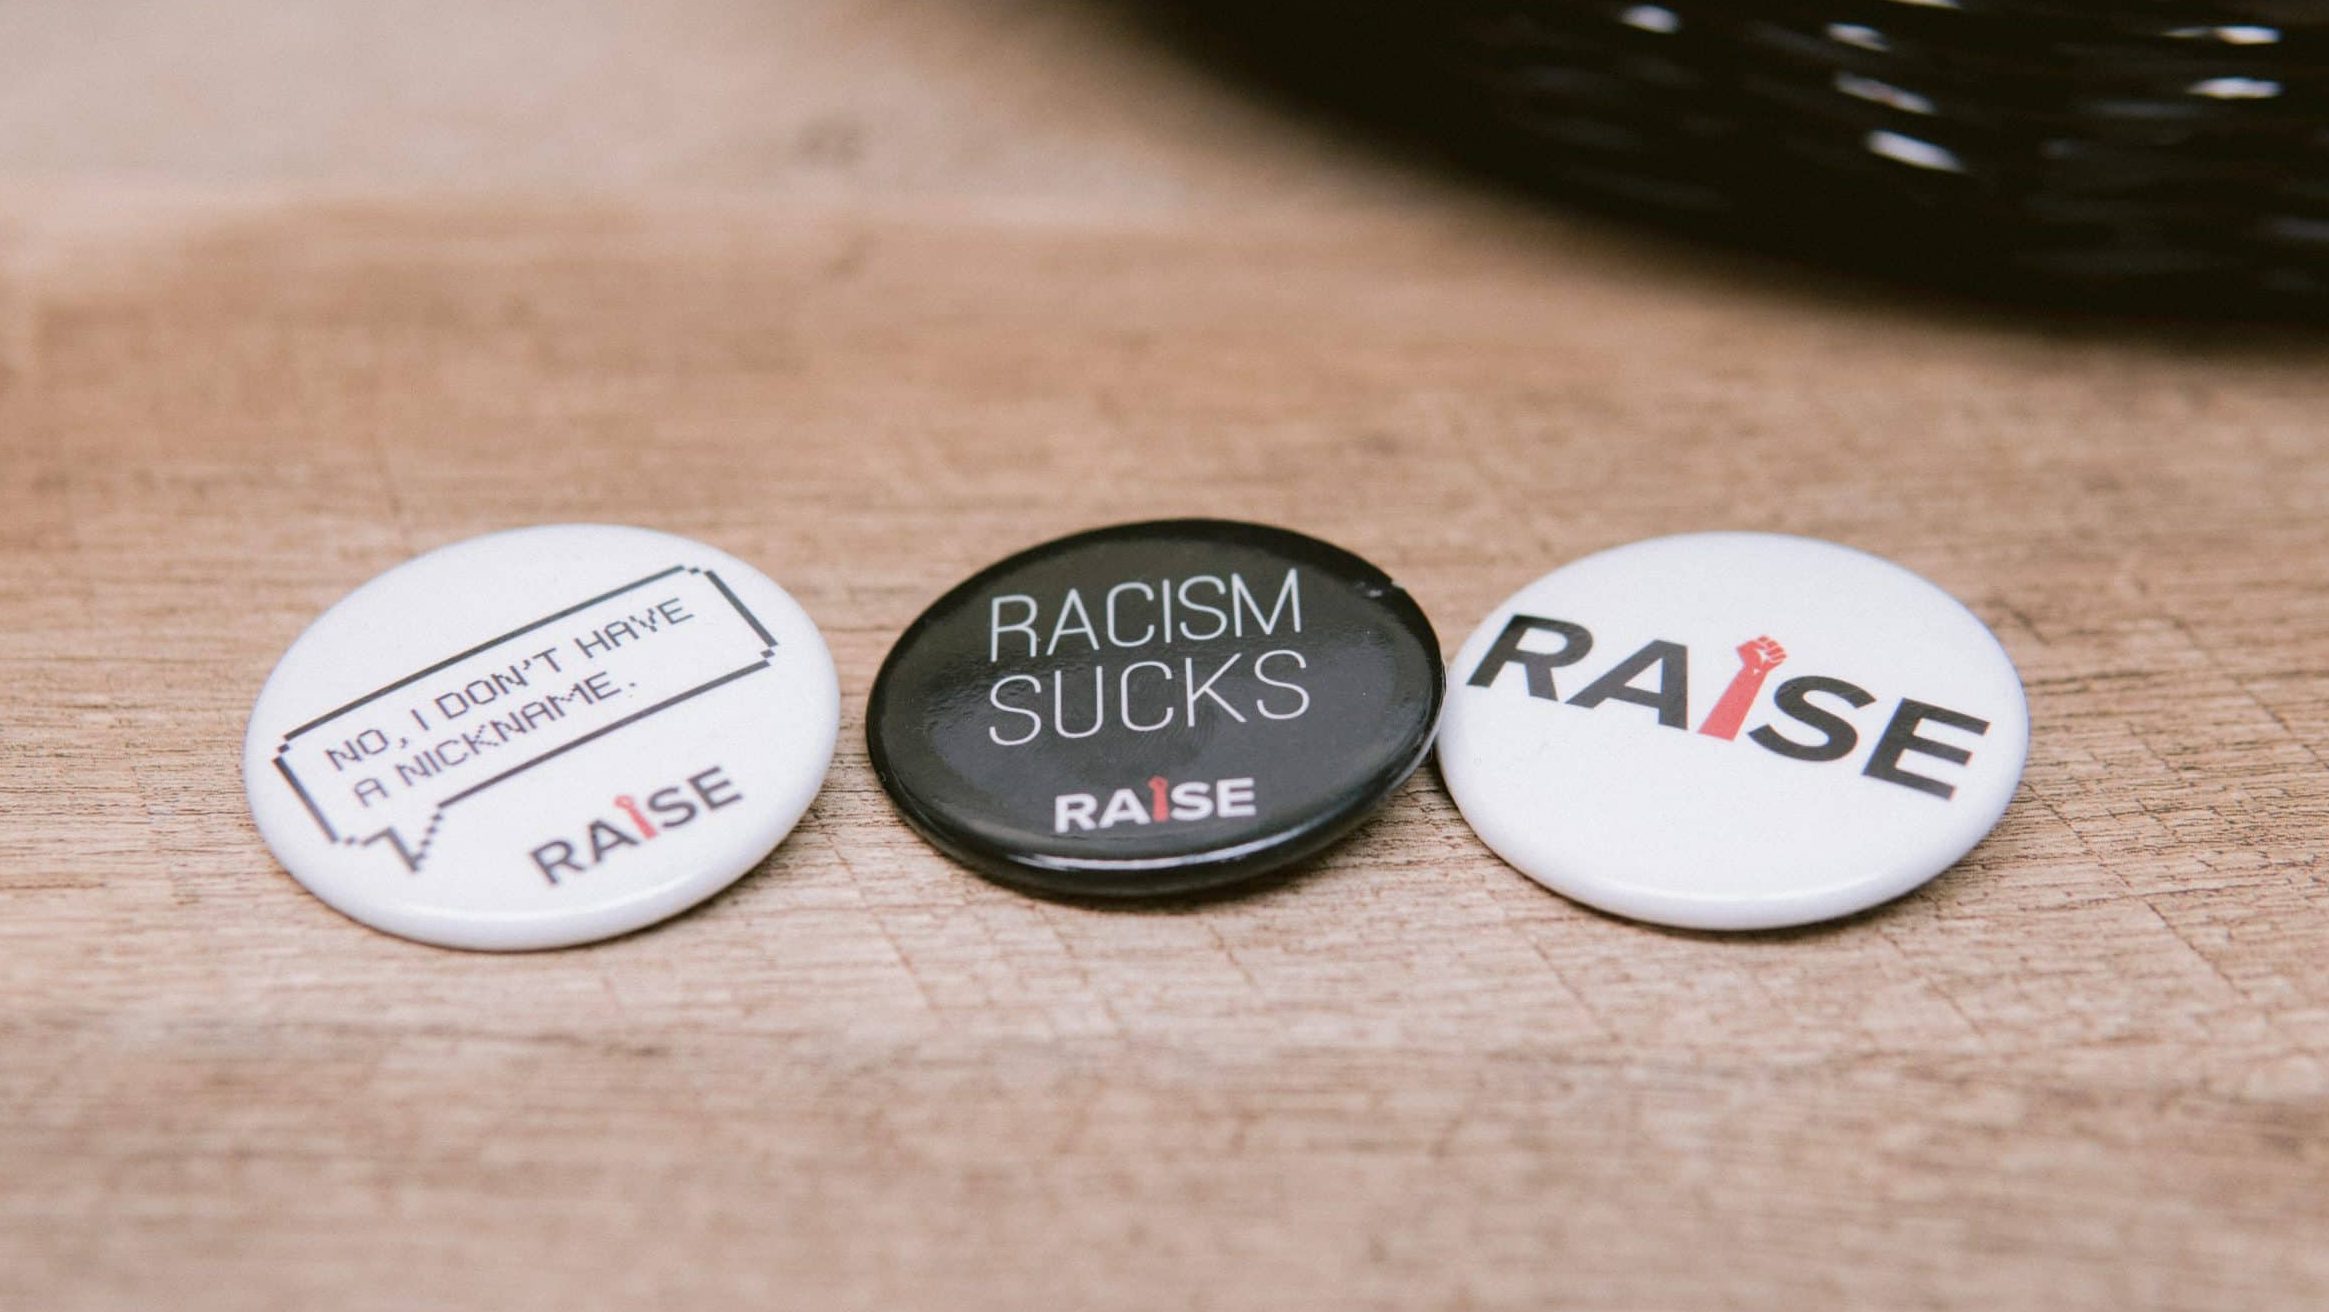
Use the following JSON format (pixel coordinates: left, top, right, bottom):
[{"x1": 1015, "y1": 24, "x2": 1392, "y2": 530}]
[{"x1": 1176, "y1": 1, "x2": 2329, "y2": 316}]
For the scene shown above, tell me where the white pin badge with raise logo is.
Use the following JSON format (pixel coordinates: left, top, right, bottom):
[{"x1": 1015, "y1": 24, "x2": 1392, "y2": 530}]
[
  {"x1": 243, "y1": 524, "x2": 839, "y2": 950},
  {"x1": 1439, "y1": 532, "x2": 2029, "y2": 930}
]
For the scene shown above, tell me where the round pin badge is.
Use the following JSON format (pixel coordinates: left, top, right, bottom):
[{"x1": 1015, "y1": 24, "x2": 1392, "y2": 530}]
[
  {"x1": 243, "y1": 524, "x2": 839, "y2": 950},
  {"x1": 868, "y1": 520, "x2": 1444, "y2": 899},
  {"x1": 1439, "y1": 532, "x2": 2029, "y2": 931}
]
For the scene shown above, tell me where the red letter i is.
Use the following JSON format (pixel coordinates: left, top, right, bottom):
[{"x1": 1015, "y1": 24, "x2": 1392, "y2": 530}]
[
  {"x1": 614, "y1": 794, "x2": 658, "y2": 839},
  {"x1": 1148, "y1": 776, "x2": 1169, "y2": 822},
  {"x1": 1699, "y1": 636, "x2": 1788, "y2": 740}
]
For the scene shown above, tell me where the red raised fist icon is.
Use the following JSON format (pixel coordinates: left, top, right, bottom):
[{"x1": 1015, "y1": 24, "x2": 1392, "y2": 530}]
[
  {"x1": 1699, "y1": 635, "x2": 1790, "y2": 740},
  {"x1": 1737, "y1": 636, "x2": 1788, "y2": 674}
]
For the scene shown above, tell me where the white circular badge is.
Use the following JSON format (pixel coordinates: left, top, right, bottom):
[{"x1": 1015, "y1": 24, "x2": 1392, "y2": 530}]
[
  {"x1": 243, "y1": 525, "x2": 840, "y2": 950},
  {"x1": 1439, "y1": 532, "x2": 2028, "y2": 931}
]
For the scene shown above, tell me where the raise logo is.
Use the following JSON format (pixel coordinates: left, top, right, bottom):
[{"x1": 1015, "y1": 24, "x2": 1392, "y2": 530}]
[
  {"x1": 1054, "y1": 776, "x2": 1257, "y2": 833},
  {"x1": 1467, "y1": 616, "x2": 1991, "y2": 800},
  {"x1": 526, "y1": 765, "x2": 744, "y2": 884}
]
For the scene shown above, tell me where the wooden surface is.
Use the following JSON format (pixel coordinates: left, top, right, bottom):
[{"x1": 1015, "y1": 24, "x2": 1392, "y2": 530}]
[{"x1": 4, "y1": 3, "x2": 2327, "y2": 1308}]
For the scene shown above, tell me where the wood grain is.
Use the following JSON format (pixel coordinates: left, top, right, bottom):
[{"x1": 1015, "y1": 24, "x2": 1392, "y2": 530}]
[{"x1": 2, "y1": 2, "x2": 2325, "y2": 1308}]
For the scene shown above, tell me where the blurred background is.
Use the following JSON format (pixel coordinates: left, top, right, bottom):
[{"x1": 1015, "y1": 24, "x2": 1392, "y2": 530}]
[
  {"x1": 8, "y1": 1, "x2": 2326, "y2": 314},
  {"x1": 1176, "y1": 0, "x2": 2329, "y2": 317}
]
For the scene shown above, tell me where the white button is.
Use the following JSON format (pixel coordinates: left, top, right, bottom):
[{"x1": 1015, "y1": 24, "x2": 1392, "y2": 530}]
[
  {"x1": 1440, "y1": 532, "x2": 2028, "y2": 930},
  {"x1": 242, "y1": 524, "x2": 839, "y2": 950}
]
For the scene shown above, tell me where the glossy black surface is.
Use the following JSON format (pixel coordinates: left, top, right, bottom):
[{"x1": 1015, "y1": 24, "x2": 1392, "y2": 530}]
[
  {"x1": 868, "y1": 520, "x2": 1445, "y2": 899},
  {"x1": 1165, "y1": 0, "x2": 2329, "y2": 316}
]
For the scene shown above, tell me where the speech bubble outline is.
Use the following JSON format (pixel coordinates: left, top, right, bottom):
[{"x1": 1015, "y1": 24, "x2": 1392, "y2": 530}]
[{"x1": 270, "y1": 562, "x2": 779, "y2": 873}]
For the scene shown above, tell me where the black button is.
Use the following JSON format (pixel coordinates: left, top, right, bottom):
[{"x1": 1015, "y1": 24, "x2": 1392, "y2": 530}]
[{"x1": 868, "y1": 519, "x2": 1444, "y2": 899}]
